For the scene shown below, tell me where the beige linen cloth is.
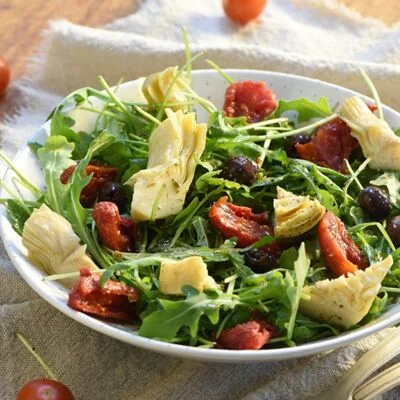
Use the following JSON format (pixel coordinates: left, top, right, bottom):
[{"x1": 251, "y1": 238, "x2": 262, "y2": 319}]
[{"x1": 1, "y1": 0, "x2": 400, "y2": 398}]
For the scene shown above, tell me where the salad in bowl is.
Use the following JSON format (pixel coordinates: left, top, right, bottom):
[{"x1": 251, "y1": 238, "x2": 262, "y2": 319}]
[{"x1": 2, "y1": 54, "x2": 400, "y2": 357}]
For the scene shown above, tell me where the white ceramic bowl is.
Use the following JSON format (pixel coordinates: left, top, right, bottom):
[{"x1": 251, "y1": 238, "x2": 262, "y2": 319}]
[{"x1": 2, "y1": 70, "x2": 400, "y2": 363}]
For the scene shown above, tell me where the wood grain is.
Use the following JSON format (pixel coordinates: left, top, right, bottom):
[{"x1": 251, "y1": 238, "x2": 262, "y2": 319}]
[
  {"x1": 340, "y1": 0, "x2": 400, "y2": 25},
  {"x1": 0, "y1": 0, "x2": 138, "y2": 80}
]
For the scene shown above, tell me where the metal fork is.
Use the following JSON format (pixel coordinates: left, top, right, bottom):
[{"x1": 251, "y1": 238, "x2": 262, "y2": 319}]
[{"x1": 307, "y1": 326, "x2": 400, "y2": 400}]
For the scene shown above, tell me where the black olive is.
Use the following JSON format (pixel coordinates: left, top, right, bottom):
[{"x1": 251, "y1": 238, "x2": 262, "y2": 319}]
[
  {"x1": 98, "y1": 182, "x2": 127, "y2": 211},
  {"x1": 386, "y1": 216, "x2": 400, "y2": 247},
  {"x1": 284, "y1": 133, "x2": 312, "y2": 158},
  {"x1": 220, "y1": 156, "x2": 259, "y2": 186},
  {"x1": 358, "y1": 186, "x2": 391, "y2": 220},
  {"x1": 244, "y1": 249, "x2": 278, "y2": 273}
]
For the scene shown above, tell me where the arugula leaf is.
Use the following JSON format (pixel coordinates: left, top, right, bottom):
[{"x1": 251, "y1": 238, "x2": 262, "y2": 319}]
[
  {"x1": 64, "y1": 133, "x2": 115, "y2": 267},
  {"x1": 240, "y1": 271, "x2": 286, "y2": 302},
  {"x1": 38, "y1": 133, "x2": 114, "y2": 268},
  {"x1": 121, "y1": 159, "x2": 147, "y2": 183},
  {"x1": 49, "y1": 88, "x2": 94, "y2": 143},
  {"x1": 2, "y1": 199, "x2": 38, "y2": 235},
  {"x1": 139, "y1": 287, "x2": 239, "y2": 341},
  {"x1": 72, "y1": 132, "x2": 94, "y2": 160},
  {"x1": 285, "y1": 243, "x2": 310, "y2": 339},
  {"x1": 38, "y1": 136, "x2": 75, "y2": 215},
  {"x1": 318, "y1": 189, "x2": 340, "y2": 215},
  {"x1": 28, "y1": 142, "x2": 43, "y2": 157},
  {"x1": 279, "y1": 247, "x2": 298, "y2": 270},
  {"x1": 291, "y1": 316, "x2": 340, "y2": 342},
  {"x1": 272, "y1": 97, "x2": 332, "y2": 123}
]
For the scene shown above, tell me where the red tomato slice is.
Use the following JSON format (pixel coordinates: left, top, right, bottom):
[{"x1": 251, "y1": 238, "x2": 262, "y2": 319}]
[
  {"x1": 16, "y1": 378, "x2": 74, "y2": 400},
  {"x1": 295, "y1": 117, "x2": 358, "y2": 173},
  {"x1": 209, "y1": 196, "x2": 272, "y2": 247},
  {"x1": 223, "y1": 81, "x2": 277, "y2": 123},
  {"x1": 68, "y1": 267, "x2": 139, "y2": 322},
  {"x1": 318, "y1": 211, "x2": 367, "y2": 277},
  {"x1": 217, "y1": 319, "x2": 274, "y2": 350},
  {"x1": 60, "y1": 163, "x2": 118, "y2": 207}
]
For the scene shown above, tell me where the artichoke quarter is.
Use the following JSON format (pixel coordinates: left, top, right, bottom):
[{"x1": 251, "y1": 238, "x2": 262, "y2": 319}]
[
  {"x1": 142, "y1": 66, "x2": 189, "y2": 112},
  {"x1": 340, "y1": 96, "x2": 400, "y2": 171},
  {"x1": 22, "y1": 204, "x2": 97, "y2": 287},
  {"x1": 300, "y1": 255, "x2": 393, "y2": 328},
  {"x1": 273, "y1": 187, "x2": 325, "y2": 238}
]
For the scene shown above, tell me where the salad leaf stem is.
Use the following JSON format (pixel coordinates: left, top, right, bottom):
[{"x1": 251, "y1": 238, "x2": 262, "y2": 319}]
[
  {"x1": 182, "y1": 27, "x2": 192, "y2": 109},
  {"x1": 235, "y1": 118, "x2": 288, "y2": 132},
  {"x1": 133, "y1": 105, "x2": 161, "y2": 125},
  {"x1": 156, "y1": 51, "x2": 206, "y2": 121},
  {"x1": 359, "y1": 68, "x2": 383, "y2": 120},
  {"x1": 168, "y1": 186, "x2": 223, "y2": 248},
  {"x1": 248, "y1": 114, "x2": 338, "y2": 141},
  {"x1": 44, "y1": 271, "x2": 81, "y2": 281},
  {"x1": 205, "y1": 59, "x2": 234, "y2": 84},
  {"x1": 349, "y1": 222, "x2": 396, "y2": 252},
  {"x1": 381, "y1": 287, "x2": 400, "y2": 293},
  {"x1": 150, "y1": 184, "x2": 166, "y2": 222},
  {"x1": 286, "y1": 243, "x2": 310, "y2": 339},
  {"x1": 98, "y1": 75, "x2": 129, "y2": 113},
  {"x1": 343, "y1": 158, "x2": 370, "y2": 205},
  {"x1": 0, "y1": 151, "x2": 43, "y2": 199},
  {"x1": 78, "y1": 106, "x2": 128, "y2": 122},
  {"x1": 0, "y1": 180, "x2": 31, "y2": 215}
]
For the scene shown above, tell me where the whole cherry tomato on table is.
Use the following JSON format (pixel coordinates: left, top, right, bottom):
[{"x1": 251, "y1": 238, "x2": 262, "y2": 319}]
[
  {"x1": 223, "y1": 0, "x2": 268, "y2": 24},
  {"x1": 0, "y1": 57, "x2": 10, "y2": 94},
  {"x1": 16, "y1": 378, "x2": 75, "y2": 400}
]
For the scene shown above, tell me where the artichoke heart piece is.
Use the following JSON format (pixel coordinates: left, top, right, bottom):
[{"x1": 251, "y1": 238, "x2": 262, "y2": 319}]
[
  {"x1": 300, "y1": 255, "x2": 393, "y2": 329},
  {"x1": 340, "y1": 96, "x2": 400, "y2": 171},
  {"x1": 159, "y1": 256, "x2": 218, "y2": 295},
  {"x1": 22, "y1": 204, "x2": 96, "y2": 287},
  {"x1": 126, "y1": 108, "x2": 207, "y2": 221},
  {"x1": 274, "y1": 187, "x2": 325, "y2": 238},
  {"x1": 142, "y1": 66, "x2": 189, "y2": 111}
]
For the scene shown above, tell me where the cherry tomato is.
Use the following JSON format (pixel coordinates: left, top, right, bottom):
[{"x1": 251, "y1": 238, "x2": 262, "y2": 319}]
[
  {"x1": 0, "y1": 57, "x2": 10, "y2": 94},
  {"x1": 318, "y1": 212, "x2": 367, "y2": 277},
  {"x1": 223, "y1": 0, "x2": 267, "y2": 24},
  {"x1": 16, "y1": 378, "x2": 74, "y2": 400}
]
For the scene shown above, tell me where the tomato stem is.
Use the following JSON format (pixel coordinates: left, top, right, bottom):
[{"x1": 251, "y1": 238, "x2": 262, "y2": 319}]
[{"x1": 16, "y1": 333, "x2": 58, "y2": 381}]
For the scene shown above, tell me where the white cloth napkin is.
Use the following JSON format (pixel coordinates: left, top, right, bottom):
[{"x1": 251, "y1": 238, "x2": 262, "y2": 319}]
[{"x1": 1, "y1": 0, "x2": 400, "y2": 398}]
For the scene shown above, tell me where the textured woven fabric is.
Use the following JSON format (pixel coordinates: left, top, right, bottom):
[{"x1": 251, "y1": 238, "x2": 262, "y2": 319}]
[{"x1": 1, "y1": 1, "x2": 400, "y2": 398}]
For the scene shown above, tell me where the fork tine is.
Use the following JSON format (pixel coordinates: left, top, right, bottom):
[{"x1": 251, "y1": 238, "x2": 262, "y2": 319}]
[
  {"x1": 306, "y1": 327, "x2": 400, "y2": 400},
  {"x1": 353, "y1": 361, "x2": 400, "y2": 400}
]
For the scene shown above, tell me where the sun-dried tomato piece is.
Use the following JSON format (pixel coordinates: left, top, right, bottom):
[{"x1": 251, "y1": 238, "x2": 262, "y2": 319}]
[
  {"x1": 68, "y1": 267, "x2": 139, "y2": 322},
  {"x1": 217, "y1": 319, "x2": 275, "y2": 350},
  {"x1": 60, "y1": 163, "x2": 118, "y2": 207},
  {"x1": 318, "y1": 211, "x2": 367, "y2": 277},
  {"x1": 223, "y1": 81, "x2": 277, "y2": 123},
  {"x1": 92, "y1": 201, "x2": 136, "y2": 252},
  {"x1": 295, "y1": 117, "x2": 359, "y2": 173},
  {"x1": 209, "y1": 196, "x2": 273, "y2": 247},
  {"x1": 366, "y1": 103, "x2": 377, "y2": 113}
]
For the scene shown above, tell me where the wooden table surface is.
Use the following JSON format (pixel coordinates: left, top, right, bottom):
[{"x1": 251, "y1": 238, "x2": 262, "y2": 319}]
[{"x1": 1, "y1": 0, "x2": 399, "y2": 81}]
